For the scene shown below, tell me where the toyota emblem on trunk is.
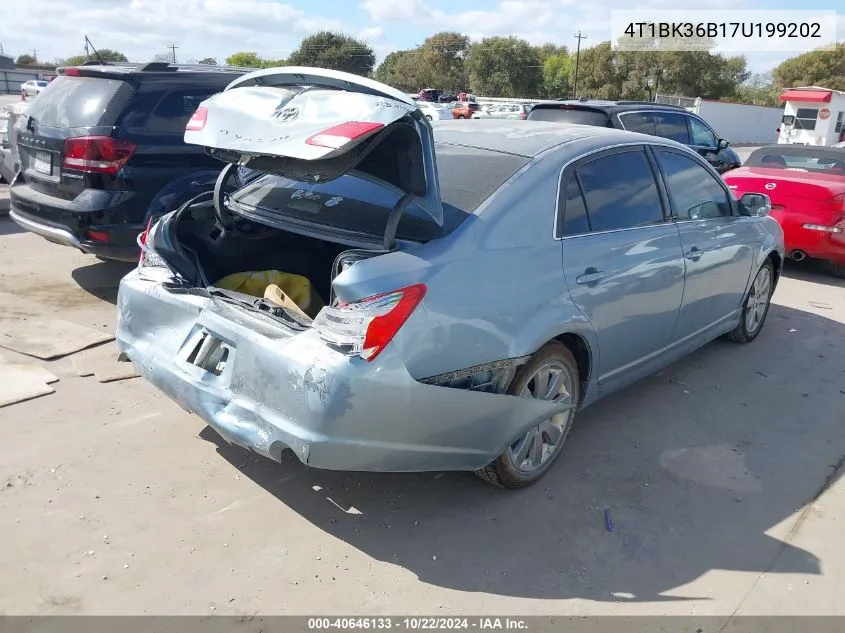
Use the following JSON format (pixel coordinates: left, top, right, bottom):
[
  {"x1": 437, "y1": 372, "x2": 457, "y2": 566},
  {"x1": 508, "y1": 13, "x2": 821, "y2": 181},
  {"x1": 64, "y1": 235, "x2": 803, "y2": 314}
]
[{"x1": 765, "y1": 183, "x2": 776, "y2": 190}]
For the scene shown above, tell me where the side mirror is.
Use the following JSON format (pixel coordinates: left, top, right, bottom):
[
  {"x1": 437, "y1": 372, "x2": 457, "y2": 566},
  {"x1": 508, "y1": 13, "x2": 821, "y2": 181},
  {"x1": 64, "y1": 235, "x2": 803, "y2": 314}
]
[
  {"x1": 717, "y1": 138, "x2": 730, "y2": 150},
  {"x1": 739, "y1": 192, "x2": 771, "y2": 217}
]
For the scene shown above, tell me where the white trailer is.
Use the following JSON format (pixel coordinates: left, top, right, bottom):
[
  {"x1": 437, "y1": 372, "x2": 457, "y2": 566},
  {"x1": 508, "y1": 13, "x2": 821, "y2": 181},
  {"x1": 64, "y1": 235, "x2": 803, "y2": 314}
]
[
  {"x1": 685, "y1": 98, "x2": 783, "y2": 144},
  {"x1": 777, "y1": 86, "x2": 845, "y2": 146}
]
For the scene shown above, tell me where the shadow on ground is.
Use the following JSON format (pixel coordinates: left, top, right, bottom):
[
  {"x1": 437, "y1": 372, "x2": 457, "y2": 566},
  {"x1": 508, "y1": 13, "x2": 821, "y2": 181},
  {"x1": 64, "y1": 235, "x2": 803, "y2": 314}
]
[
  {"x1": 0, "y1": 217, "x2": 25, "y2": 237},
  {"x1": 780, "y1": 258, "x2": 845, "y2": 289},
  {"x1": 198, "y1": 302, "x2": 844, "y2": 604},
  {"x1": 71, "y1": 260, "x2": 135, "y2": 304}
]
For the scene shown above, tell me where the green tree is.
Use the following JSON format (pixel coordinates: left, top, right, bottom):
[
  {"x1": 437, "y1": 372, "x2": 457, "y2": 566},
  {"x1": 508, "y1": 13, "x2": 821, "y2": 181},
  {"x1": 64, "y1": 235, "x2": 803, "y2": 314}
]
[
  {"x1": 731, "y1": 72, "x2": 780, "y2": 106},
  {"x1": 466, "y1": 36, "x2": 543, "y2": 97},
  {"x1": 225, "y1": 51, "x2": 265, "y2": 68},
  {"x1": 417, "y1": 32, "x2": 470, "y2": 93},
  {"x1": 63, "y1": 49, "x2": 129, "y2": 66},
  {"x1": 772, "y1": 43, "x2": 845, "y2": 91},
  {"x1": 198, "y1": 57, "x2": 217, "y2": 65},
  {"x1": 374, "y1": 50, "x2": 416, "y2": 90},
  {"x1": 535, "y1": 43, "x2": 568, "y2": 64},
  {"x1": 287, "y1": 32, "x2": 375, "y2": 76},
  {"x1": 572, "y1": 42, "x2": 620, "y2": 99},
  {"x1": 542, "y1": 53, "x2": 572, "y2": 98},
  {"x1": 15, "y1": 54, "x2": 36, "y2": 66}
]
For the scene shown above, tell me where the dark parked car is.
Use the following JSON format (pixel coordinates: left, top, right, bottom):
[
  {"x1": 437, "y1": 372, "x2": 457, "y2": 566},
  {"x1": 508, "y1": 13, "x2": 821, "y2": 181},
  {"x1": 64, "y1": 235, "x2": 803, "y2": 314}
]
[
  {"x1": 9, "y1": 62, "x2": 248, "y2": 262},
  {"x1": 527, "y1": 100, "x2": 742, "y2": 174}
]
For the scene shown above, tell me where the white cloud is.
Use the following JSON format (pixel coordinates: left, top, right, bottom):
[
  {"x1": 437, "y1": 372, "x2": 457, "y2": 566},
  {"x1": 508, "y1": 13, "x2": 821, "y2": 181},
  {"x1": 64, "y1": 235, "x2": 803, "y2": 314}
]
[
  {"x1": 2, "y1": 0, "x2": 343, "y2": 63},
  {"x1": 357, "y1": 26, "x2": 385, "y2": 42}
]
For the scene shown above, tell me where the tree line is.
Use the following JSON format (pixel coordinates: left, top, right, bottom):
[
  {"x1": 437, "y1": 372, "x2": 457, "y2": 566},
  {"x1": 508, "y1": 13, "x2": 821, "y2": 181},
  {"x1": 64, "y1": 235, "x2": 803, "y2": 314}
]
[{"x1": 17, "y1": 33, "x2": 844, "y2": 106}]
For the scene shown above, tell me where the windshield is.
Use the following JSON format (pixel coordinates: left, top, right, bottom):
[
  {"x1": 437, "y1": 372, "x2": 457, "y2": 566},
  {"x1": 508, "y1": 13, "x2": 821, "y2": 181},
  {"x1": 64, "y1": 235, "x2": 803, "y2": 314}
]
[
  {"x1": 528, "y1": 105, "x2": 610, "y2": 126},
  {"x1": 229, "y1": 142, "x2": 530, "y2": 242},
  {"x1": 24, "y1": 75, "x2": 133, "y2": 128}
]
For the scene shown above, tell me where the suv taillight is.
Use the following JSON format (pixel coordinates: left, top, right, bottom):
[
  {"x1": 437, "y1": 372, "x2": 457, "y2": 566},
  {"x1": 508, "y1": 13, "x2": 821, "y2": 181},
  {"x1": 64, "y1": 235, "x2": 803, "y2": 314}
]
[
  {"x1": 312, "y1": 284, "x2": 426, "y2": 362},
  {"x1": 63, "y1": 136, "x2": 136, "y2": 174}
]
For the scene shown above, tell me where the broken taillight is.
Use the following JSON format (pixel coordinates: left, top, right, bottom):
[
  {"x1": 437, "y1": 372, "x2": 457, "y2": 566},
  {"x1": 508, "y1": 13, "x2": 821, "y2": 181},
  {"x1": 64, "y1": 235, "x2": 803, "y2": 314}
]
[
  {"x1": 312, "y1": 284, "x2": 426, "y2": 361},
  {"x1": 305, "y1": 122, "x2": 385, "y2": 150},
  {"x1": 137, "y1": 216, "x2": 167, "y2": 271}
]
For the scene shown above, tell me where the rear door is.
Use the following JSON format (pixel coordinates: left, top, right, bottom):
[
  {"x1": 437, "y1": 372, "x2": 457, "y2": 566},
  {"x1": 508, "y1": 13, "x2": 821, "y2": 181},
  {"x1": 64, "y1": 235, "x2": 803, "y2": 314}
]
[
  {"x1": 559, "y1": 146, "x2": 686, "y2": 384},
  {"x1": 652, "y1": 147, "x2": 756, "y2": 342},
  {"x1": 16, "y1": 74, "x2": 135, "y2": 200},
  {"x1": 184, "y1": 66, "x2": 443, "y2": 226}
]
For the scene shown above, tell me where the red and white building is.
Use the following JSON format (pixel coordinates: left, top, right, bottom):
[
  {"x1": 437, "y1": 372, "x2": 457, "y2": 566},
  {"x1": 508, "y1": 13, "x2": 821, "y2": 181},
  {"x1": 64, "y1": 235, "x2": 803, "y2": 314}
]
[{"x1": 778, "y1": 86, "x2": 845, "y2": 146}]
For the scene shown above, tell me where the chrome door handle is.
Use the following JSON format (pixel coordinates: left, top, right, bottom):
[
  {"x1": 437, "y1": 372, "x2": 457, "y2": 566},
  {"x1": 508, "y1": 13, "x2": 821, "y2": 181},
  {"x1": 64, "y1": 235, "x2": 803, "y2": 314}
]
[
  {"x1": 576, "y1": 269, "x2": 606, "y2": 285},
  {"x1": 685, "y1": 247, "x2": 704, "y2": 261}
]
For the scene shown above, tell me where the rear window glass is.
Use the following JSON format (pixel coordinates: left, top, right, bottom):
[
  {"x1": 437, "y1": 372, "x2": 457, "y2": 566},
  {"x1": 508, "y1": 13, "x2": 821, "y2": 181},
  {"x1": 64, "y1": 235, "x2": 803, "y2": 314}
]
[
  {"x1": 145, "y1": 90, "x2": 214, "y2": 134},
  {"x1": 229, "y1": 143, "x2": 530, "y2": 242},
  {"x1": 23, "y1": 76, "x2": 133, "y2": 128},
  {"x1": 527, "y1": 106, "x2": 609, "y2": 126},
  {"x1": 746, "y1": 150, "x2": 845, "y2": 174}
]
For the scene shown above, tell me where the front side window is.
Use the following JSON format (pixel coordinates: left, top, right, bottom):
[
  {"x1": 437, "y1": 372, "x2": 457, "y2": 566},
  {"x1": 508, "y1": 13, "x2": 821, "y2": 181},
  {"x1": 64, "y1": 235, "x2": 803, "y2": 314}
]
[
  {"x1": 572, "y1": 149, "x2": 664, "y2": 233},
  {"x1": 794, "y1": 108, "x2": 818, "y2": 131},
  {"x1": 689, "y1": 117, "x2": 718, "y2": 148},
  {"x1": 655, "y1": 149, "x2": 732, "y2": 220}
]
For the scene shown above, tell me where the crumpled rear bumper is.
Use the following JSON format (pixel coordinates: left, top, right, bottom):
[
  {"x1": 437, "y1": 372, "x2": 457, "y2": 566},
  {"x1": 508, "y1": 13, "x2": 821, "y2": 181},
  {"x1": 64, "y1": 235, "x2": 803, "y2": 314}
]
[{"x1": 116, "y1": 271, "x2": 568, "y2": 472}]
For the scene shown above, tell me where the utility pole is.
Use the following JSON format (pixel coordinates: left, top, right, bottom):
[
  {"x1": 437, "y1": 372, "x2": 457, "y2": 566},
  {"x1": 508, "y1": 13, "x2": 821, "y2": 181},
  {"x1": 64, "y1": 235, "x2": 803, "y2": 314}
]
[
  {"x1": 32, "y1": 49, "x2": 38, "y2": 63},
  {"x1": 572, "y1": 31, "x2": 587, "y2": 98},
  {"x1": 168, "y1": 44, "x2": 179, "y2": 63}
]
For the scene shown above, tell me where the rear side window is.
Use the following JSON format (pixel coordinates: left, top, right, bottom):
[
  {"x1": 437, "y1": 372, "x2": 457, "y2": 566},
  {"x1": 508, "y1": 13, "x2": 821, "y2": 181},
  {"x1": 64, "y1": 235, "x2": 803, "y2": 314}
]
[
  {"x1": 619, "y1": 112, "x2": 656, "y2": 135},
  {"x1": 23, "y1": 76, "x2": 133, "y2": 128},
  {"x1": 559, "y1": 175, "x2": 590, "y2": 236},
  {"x1": 566, "y1": 149, "x2": 664, "y2": 234},
  {"x1": 145, "y1": 90, "x2": 215, "y2": 134},
  {"x1": 528, "y1": 106, "x2": 610, "y2": 127},
  {"x1": 655, "y1": 112, "x2": 690, "y2": 144}
]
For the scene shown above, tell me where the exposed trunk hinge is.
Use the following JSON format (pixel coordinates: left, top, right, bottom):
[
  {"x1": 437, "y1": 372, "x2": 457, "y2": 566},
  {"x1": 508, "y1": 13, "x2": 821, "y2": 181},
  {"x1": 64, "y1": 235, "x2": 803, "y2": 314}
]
[{"x1": 383, "y1": 192, "x2": 414, "y2": 251}]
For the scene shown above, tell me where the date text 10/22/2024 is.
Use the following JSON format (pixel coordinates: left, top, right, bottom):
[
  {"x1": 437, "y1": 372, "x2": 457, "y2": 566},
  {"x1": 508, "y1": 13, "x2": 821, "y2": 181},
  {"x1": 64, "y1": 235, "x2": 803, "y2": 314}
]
[{"x1": 307, "y1": 618, "x2": 528, "y2": 631}]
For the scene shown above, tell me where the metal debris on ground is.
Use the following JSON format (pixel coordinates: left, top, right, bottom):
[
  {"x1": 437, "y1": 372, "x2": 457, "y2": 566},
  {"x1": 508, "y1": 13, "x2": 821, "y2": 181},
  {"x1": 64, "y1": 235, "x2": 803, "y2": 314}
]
[
  {"x1": 0, "y1": 319, "x2": 114, "y2": 360},
  {"x1": 604, "y1": 508, "x2": 613, "y2": 532}
]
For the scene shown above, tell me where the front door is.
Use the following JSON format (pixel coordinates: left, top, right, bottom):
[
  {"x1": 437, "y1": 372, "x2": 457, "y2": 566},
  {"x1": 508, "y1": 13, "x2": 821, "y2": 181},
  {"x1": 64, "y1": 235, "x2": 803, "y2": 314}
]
[
  {"x1": 652, "y1": 147, "x2": 756, "y2": 342},
  {"x1": 559, "y1": 146, "x2": 686, "y2": 384}
]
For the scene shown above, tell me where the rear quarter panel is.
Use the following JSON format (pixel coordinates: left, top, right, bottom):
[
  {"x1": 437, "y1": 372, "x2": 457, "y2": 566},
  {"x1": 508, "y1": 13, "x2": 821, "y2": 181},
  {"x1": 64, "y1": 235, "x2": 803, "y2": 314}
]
[{"x1": 333, "y1": 146, "x2": 597, "y2": 381}]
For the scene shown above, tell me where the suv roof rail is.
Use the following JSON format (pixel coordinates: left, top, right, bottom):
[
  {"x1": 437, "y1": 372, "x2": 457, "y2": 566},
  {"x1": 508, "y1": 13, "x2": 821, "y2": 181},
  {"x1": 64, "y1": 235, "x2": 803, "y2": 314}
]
[{"x1": 615, "y1": 100, "x2": 688, "y2": 109}]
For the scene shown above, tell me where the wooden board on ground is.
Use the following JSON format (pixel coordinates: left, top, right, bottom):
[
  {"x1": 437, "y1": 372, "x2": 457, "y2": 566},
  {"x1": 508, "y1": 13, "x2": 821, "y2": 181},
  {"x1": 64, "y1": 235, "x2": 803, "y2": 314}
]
[
  {"x1": 0, "y1": 370, "x2": 55, "y2": 407},
  {"x1": 0, "y1": 319, "x2": 114, "y2": 360},
  {"x1": 71, "y1": 343, "x2": 140, "y2": 383},
  {"x1": 0, "y1": 363, "x2": 59, "y2": 385}
]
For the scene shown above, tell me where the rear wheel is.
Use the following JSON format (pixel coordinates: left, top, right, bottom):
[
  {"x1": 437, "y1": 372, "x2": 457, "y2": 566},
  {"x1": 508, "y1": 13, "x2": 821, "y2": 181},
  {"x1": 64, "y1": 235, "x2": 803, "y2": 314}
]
[
  {"x1": 724, "y1": 260, "x2": 774, "y2": 343},
  {"x1": 475, "y1": 342, "x2": 579, "y2": 489},
  {"x1": 456, "y1": 115, "x2": 466, "y2": 119}
]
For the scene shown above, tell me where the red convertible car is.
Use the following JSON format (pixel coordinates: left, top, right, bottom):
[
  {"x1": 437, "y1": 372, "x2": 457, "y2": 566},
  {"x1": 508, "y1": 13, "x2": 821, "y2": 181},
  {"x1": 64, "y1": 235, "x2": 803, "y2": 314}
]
[{"x1": 723, "y1": 145, "x2": 845, "y2": 277}]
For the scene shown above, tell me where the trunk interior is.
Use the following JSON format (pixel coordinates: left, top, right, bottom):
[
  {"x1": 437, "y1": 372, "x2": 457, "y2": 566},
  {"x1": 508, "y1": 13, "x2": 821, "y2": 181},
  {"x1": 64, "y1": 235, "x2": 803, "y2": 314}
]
[{"x1": 171, "y1": 199, "x2": 377, "y2": 312}]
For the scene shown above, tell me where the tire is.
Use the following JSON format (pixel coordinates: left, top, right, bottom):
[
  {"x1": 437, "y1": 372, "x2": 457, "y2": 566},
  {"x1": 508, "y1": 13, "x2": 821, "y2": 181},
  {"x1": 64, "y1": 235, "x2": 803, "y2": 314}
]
[
  {"x1": 425, "y1": 115, "x2": 432, "y2": 121},
  {"x1": 724, "y1": 259, "x2": 774, "y2": 343},
  {"x1": 475, "y1": 341, "x2": 580, "y2": 489},
  {"x1": 457, "y1": 115, "x2": 466, "y2": 119}
]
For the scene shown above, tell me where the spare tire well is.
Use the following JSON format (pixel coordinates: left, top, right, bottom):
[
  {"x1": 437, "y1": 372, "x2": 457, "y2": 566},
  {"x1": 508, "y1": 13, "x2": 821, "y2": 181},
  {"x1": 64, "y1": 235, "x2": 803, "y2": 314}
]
[{"x1": 554, "y1": 333, "x2": 591, "y2": 404}]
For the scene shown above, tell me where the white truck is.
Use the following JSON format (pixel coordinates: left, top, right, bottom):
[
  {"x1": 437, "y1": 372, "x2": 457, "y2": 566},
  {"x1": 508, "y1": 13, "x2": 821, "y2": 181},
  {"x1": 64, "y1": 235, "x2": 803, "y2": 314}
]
[{"x1": 777, "y1": 86, "x2": 845, "y2": 146}]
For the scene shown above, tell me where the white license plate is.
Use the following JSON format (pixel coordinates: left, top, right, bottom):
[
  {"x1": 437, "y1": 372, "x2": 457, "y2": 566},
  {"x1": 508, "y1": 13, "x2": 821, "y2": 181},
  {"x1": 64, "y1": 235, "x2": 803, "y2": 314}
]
[{"x1": 33, "y1": 151, "x2": 52, "y2": 175}]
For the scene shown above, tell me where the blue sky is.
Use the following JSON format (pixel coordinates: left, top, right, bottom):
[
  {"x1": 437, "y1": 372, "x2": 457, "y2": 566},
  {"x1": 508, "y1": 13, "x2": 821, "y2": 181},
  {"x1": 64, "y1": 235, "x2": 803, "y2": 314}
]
[{"x1": 2, "y1": 0, "x2": 842, "y2": 77}]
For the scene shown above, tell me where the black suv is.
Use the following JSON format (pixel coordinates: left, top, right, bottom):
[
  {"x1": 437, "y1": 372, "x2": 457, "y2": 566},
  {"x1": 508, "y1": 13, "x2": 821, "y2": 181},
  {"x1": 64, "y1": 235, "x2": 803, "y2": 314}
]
[
  {"x1": 9, "y1": 62, "x2": 248, "y2": 261},
  {"x1": 527, "y1": 100, "x2": 742, "y2": 174}
]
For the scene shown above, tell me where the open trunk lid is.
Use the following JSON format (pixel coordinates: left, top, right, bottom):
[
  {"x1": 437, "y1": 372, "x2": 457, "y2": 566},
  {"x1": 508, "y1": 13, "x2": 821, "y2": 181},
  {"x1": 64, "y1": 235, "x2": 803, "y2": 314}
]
[{"x1": 183, "y1": 66, "x2": 443, "y2": 227}]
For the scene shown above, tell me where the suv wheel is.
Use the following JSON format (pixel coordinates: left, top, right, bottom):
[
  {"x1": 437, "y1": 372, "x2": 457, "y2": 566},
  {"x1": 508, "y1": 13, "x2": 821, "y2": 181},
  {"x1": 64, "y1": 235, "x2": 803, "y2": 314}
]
[{"x1": 475, "y1": 342, "x2": 580, "y2": 489}]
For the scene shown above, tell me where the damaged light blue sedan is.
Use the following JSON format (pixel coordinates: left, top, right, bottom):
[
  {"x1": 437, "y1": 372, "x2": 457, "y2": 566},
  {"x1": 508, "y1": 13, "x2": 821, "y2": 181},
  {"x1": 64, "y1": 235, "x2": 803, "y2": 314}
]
[{"x1": 116, "y1": 67, "x2": 785, "y2": 489}]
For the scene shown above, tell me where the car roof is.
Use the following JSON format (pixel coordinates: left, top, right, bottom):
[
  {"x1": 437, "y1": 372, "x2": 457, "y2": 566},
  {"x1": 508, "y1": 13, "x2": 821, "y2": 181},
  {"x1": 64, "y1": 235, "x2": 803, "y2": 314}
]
[
  {"x1": 432, "y1": 119, "x2": 676, "y2": 157},
  {"x1": 531, "y1": 100, "x2": 689, "y2": 114}
]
